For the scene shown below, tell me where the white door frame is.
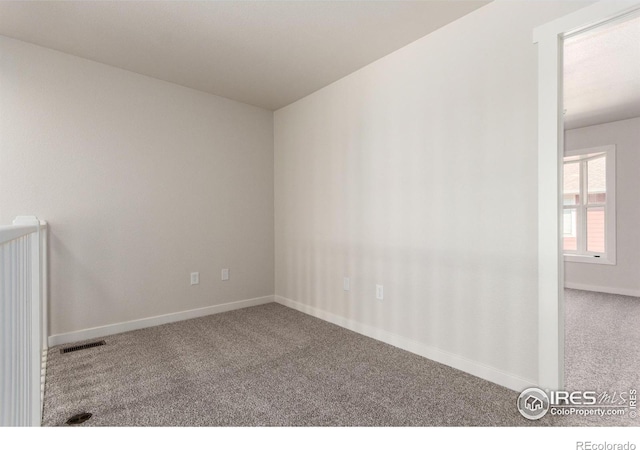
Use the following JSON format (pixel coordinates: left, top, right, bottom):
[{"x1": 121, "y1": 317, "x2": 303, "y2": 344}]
[{"x1": 533, "y1": 0, "x2": 640, "y2": 391}]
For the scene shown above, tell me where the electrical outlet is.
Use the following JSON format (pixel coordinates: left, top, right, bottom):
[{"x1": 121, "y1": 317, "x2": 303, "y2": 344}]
[
  {"x1": 343, "y1": 277, "x2": 350, "y2": 291},
  {"x1": 190, "y1": 272, "x2": 199, "y2": 285},
  {"x1": 376, "y1": 284, "x2": 383, "y2": 300},
  {"x1": 221, "y1": 268, "x2": 230, "y2": 281}
]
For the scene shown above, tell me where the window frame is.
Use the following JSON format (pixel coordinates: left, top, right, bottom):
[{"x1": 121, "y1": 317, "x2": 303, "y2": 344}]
[{"x1": 563, "y1": 144, "x2": 616, "y2": 265}]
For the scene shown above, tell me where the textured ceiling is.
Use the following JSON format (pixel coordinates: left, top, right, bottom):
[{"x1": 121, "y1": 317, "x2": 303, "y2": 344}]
[
  {"x1": 0, "y1": 1, "x2": 489, "y2": 110},
  {"x1": 564, "y1": 14, "x2": 640, "y2": 130}
]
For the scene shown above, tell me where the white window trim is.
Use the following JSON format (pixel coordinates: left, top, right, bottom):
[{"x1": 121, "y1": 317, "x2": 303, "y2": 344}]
[{"x1": 563, "y1": 145, "x2": 616, "y2": 265}]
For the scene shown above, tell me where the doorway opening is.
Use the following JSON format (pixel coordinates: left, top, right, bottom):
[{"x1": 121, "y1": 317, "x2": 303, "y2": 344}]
[
  {"x1": 534, "y1": 0, "x2": 640, "y2": 392},
  {"x1": 561, "y1": 14, "x2": 640, "y2": 396}
]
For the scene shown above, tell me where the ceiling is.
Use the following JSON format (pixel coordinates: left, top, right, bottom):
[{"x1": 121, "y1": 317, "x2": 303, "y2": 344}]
[
  {"x1": 0, "y1": 1, "x2": 489, "y2": 110},
  {"x1": 564, "y1": 14, "x2": 640, "y2": 130}
]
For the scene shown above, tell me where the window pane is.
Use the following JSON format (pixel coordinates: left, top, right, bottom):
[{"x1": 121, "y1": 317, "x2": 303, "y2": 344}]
[
  {"x1": 563, "y1": 209, "x2": 576, "y2": 236},
  {"x1": 563, "y1": 162, "x2": 580, "y2": 205},
  {"x1": 587, "y1": 207, "x2": 605, "y2": 253},
  {"x1": 563, "y1": 208, "x2": 577, "y2": 251},
  {"x1": 587, "y1": 156, "x2": 606, "y2": 204}
]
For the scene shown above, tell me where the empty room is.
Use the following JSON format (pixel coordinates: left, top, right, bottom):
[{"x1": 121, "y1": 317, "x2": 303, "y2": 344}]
[
  {"x1": 1, "y1": 0, "x2": 639, "y2": 445},
  {"x1": 562, "y1": 14, "x2": 640, "y2": 413}
]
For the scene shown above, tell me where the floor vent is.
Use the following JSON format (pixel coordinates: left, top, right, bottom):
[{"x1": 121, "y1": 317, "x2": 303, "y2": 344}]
[
  {"x1": 61, "y1": 340, "x2": 106, "y2": 354},
  {"x1": 66, "y1": 412, "x2": 92, "y2": 425}
]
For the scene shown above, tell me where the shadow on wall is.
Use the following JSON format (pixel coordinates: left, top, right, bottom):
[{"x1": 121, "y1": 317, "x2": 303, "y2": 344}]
[{"x1": 279, "y1": 239, "x2": 537, "y2": 376}]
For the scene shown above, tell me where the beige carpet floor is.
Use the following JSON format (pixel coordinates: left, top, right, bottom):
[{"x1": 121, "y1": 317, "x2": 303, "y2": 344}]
[
  {"x1": 42, "y1": 295, "x2": 639, "y2": 426},
  {"x1": 562, "y1": 288, "x2": 640, "y2": 426}
]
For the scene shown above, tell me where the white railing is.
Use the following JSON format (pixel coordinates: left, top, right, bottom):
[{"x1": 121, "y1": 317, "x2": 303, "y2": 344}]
[{"x1": 0, "y1": 216, "x2": 48, "y2": 427}]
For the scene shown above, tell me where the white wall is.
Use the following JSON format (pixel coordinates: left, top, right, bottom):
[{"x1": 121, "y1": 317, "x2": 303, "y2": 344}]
[
  {"x1": 564, "y1": 117, "x2": 640, "y2": 296},
  {"x1": 274, "y1": 1, "x2": 590, "y2": 390},
  {"x1": 0, "y1": 37, "x2": 274, "y2": 337}
]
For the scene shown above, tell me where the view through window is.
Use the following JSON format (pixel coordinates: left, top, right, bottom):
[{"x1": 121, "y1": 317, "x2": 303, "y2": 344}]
[{"x1": 562, "y1": 147, "x2": 614, "y2": 261}]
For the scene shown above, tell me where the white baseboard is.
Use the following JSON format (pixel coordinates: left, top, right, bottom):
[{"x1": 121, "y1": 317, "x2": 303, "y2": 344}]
[
  {"x1": 48, "y1": 295, "x2": 274, "y2": 347},
  {"x1": 565, "y1": 282, "x2": 640, "y2": 298},
  {"x1": 275, "y1": 295, "x2": 535, "y2": 393}
]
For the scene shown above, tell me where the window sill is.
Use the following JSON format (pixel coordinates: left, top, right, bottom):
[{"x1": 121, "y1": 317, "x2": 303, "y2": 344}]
[{"x1": 564, "y1": 254, "x2": 616, "y2": 265}]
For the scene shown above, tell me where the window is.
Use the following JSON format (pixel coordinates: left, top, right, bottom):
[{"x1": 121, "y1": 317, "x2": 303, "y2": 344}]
[{"x1": 562, "y1": 145, "x2": 616, "y2": 264}]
